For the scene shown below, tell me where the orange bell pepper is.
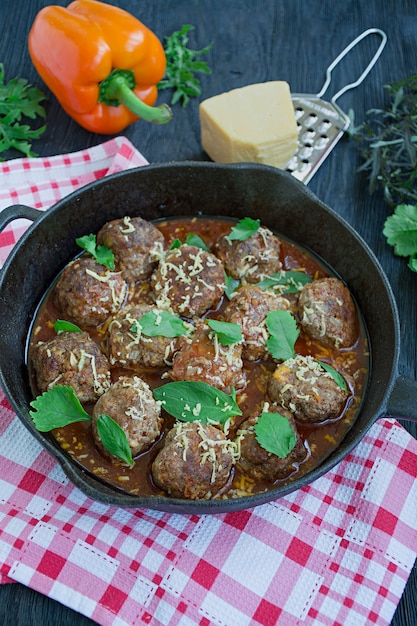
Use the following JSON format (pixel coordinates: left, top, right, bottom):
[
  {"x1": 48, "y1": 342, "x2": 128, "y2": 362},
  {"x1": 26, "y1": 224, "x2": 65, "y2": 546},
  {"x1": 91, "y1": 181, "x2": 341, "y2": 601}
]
[{"x1": 28, "y1": 0, "x2": 172, "y2": 134}]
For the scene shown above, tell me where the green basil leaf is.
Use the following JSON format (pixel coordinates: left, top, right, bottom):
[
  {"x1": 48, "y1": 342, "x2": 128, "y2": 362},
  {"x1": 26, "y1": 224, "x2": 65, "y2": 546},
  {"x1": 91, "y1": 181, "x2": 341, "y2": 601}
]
[
  {"x1": 54, "y1": 319, "x2": 82, "y2": 333},
  {"x1": 169, "y1": 238, "x2": 182, "y2": 249},
  {"x1": 266, "y1": 310, "x2": 299, "y2": 360},
  {"x1": 131, "y1": 310, "x2": 190, "y2": 338},
  {"x1": 76, "y1": 234, "x2": 115, "y2": 270},
  {"x1": 153, "y1": 381, "x2": 242, "y2": 425},
  {"x1": 254, "y1": 411, "x2": 297, "y2": 458},
  {"x1": 317, "y1": 360, "x2": 348, "y2": 392},
  {"x1": 96, "y1": 413, "x2": 134, "y2": 467},
  {"x1": 224, "y1": 273, "x2": 240, "y2": 299},
  {"x1": 257, "y1": 270, "x2": 313, "y2": 294},
  {"x1": 29, "y1": 385, "x2": 91, "y2": 432},
  {"x1": 207, "y1": 319, "x2": 243, "y2": 345},
  {"x1": 226, "y1": 217, "x2": 260, "y2": 242},
  {"x1": 185, "y1": 232, "x2": 210, "y2": 251}
]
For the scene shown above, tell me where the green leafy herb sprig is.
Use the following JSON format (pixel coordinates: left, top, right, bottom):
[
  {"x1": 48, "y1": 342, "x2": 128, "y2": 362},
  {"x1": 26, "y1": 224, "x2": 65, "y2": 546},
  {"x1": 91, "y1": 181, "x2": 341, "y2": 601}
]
[
  {"x1": 76, "y1": 234, "x2": 115, "y2": 270},
  {"x1": 153, "y1": 381, "x2": 241, "y2": 425},
  {"x1": 350, "y1": 74, "x2": 417, "y2": 207},
  {"x1": 131, "y1": 309, "x2": 191, "y2": 338},
  {"x1": 0, "y1": 63, "x2": 46, "y2": 159},
  {"x1": 350, "y1": 74, "x2": 417, "y2": 272},
  {"x1": 225, "y1": 217, "x2": 260, "y2": 243},
  {"x1": 254, "y1": 411, "x2": 297, "y2": 458},
  {"x1": 159, "y1": 24, "x2": 213, "y2": 108},
  {"x1": 29, "y1": 386, "x2": 134, "y2": 466}
]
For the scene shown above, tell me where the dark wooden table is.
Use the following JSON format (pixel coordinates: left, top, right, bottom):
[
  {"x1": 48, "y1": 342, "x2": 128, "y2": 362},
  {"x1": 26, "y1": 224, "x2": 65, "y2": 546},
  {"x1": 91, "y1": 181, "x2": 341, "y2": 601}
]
[{"x1": 0, "y1": 1, "x2": 416, "y2": 624}]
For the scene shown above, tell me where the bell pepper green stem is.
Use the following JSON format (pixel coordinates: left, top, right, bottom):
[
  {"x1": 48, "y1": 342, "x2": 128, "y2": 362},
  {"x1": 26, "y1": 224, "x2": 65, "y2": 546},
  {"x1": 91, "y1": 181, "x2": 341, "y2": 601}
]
[{"x1": 99, "y1": 69, "x2": 172, "y2": 125}]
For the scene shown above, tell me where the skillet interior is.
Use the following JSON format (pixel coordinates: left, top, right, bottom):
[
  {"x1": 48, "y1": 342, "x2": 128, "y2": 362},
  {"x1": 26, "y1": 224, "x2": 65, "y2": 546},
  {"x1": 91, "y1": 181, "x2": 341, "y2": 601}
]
[{"x1": 0, "y1": 162, "x2": 400, "y2": 513}]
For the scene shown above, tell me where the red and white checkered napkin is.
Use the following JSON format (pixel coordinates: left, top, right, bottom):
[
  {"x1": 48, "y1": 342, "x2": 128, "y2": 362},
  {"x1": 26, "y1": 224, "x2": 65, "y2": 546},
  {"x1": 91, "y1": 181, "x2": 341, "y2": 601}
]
[
  {"x1": 0, "y1": 136, "x2": 148, "y2": 265},
  {"x1": 0, "y1": 139, "x2": 416, "y2": 626}
]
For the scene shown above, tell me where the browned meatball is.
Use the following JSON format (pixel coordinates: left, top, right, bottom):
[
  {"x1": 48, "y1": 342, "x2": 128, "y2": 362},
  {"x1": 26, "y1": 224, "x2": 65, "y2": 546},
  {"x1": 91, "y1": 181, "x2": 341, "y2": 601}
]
[
  {"x1": 267, "y1": 355, "x2": 349, "y2": 423},
  {"x1": 214, "y1": 225, "x2": 282, "y2": 283},
  {"x1": 31, "y1": 331, "x2": 111, "y2": 402},
  {"x1": 97, "y1": 216, "x2": 165, "y2": 283},
  {"x1": 236, "y1": 405, "x2": 308, "y2": 482},
  {"x1": 151, "y1": 244, "x2": 225, "y2": 318},
  {"x1": 108, "y1": 303, "x2": 181, "y2": 368},
  {"x1": 92, "y1": 375, "x2": 162, "y2": 459},
  {"x1": 54, "y1": 255, "x2": 127, "y2": 327},
  {"x1": 298, "y1": 277, "x2": 357, "y2": 348},
  {"x1": 151, "y1": 421, "x2": 238, "y2": 499},
  {"x1": 224, "y1": 285, "x2": 290, "y2": 361},
  {"x1": 169, "y1": 321, "x2": 245, "y2": 393}
]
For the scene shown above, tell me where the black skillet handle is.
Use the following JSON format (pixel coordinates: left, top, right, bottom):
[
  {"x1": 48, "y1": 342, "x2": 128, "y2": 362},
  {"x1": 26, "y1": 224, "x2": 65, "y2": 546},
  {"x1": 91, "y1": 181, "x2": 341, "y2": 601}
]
[
  {"x1": 384, "y1": 375, "x2": 417, "y2": 422},
  {"x1": 0, "y1": 204, "x2": 42, "y2": 232}
]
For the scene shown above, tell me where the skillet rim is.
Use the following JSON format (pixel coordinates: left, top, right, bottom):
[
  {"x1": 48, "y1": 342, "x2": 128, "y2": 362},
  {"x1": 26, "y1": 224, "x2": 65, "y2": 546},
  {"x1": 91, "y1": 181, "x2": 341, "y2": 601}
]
[{"x1": 0, "y1": 161, "x2": 401, "y2": 513}]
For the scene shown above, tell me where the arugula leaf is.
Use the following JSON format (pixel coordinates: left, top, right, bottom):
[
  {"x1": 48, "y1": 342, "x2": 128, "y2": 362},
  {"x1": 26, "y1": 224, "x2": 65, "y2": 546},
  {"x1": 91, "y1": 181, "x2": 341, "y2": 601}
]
[
  {"x1": 257, "y1": 270, "x2": 313, "y2": 294},
  {"x1": 158, "y1": 24, "x2": 213, "y2": 108},
  {"x1": 54, "y1": 320, "x2": 82, "y2": 333},
  {"x1": 131, "y1": 310, "x2": 190, "y2": 338},
  {"x1": 76, "y1": 234, "x2": 115, "y2": 270},
  {"x1": 0, "y1": 63, "x2": 46, "y2": 158},
  {"x1": 96, "y1": 414, "x2": 134, "y2": 467},
  {"x1": 226, "y1": 217, "x2": 260, "y2": 243},
  {"x1": 153, "y1": 381, "x2": 242, "y2": 425},
  {"x1": 265, "y1": 310, "x2": 299, "y2": 360},
  {"x1": 383, "y1": 204, "x2": 417, "y2": 267},
  {"x1": 254, "y1": 411, "x2": 297, "y2": 458},
  {"x1": 317, "y1": 361, "x2": 348, "y2": 392},
  {"x1": 224, "y1": 273, "x2": 240, "y2": 299},
  {"x1": 29, "y1": 385, "x2": 91, "y2": 432},
  {"x1": 207, "y1": 319, "x2": 243, "y2": 345}
]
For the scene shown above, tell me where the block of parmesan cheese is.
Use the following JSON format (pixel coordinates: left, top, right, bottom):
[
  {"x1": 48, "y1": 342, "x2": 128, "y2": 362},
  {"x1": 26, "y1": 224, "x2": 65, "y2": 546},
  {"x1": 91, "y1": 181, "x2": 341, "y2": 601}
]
[{"x1": 199, "y1": 81, "x2": 298, "y2": 169}]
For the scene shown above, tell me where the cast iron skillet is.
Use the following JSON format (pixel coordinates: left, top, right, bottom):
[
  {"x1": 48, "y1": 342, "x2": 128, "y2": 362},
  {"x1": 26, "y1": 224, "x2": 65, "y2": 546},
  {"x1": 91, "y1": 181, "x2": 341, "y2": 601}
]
[{"x1": 0, "y1": 162, "x2": 416, "y2": 514}]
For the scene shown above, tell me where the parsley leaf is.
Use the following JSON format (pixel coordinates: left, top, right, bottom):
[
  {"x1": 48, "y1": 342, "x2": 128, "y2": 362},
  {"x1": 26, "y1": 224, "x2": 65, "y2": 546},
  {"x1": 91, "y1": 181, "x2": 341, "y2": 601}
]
[
  {"x1": 158, "y1": 24, "x2": 213, "y2": 108},
  {"x1": 254, "y1": 411, "x2": 297, "y2": 458},
  {"x1": 224, "y1": 273, "x2": 240, "y2": 299},
  {"x1": 0, "y1": 63, "x2": 46, "y2": 158},
  {"x1": 96, "y1": 414, "x2": 134, "y2": 467},
  {"x1": 382, "y1": 204, "x2": 417, "y2": 268},
  {"x1": 153, "y1": 381, "x2": 242, "y2": 425},
  {"x1": 207, "y1": 319, "x2": 243, "y2": 345},
  {"x1": 265, "y1": 310, "x2": 299, "y2": 360},
  {"x1": 226, "y1": 217, "x2": 260, "y2": 243},
  {"x1": 131, "y1": 310, "x2": 190, "y2": 338},
  {"x1": 76, "y1": 234, "x2": 115, "y2": 270},
  {"x1": 29, "y1": 385, "x2": 91, "y2": 432}
]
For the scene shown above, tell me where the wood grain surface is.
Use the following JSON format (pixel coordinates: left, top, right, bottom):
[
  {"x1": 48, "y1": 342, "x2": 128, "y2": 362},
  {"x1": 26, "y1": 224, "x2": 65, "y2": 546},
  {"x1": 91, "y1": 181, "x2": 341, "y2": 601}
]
[{"x1": 0, "y1": 1, "x2": 416, "y2": 624}]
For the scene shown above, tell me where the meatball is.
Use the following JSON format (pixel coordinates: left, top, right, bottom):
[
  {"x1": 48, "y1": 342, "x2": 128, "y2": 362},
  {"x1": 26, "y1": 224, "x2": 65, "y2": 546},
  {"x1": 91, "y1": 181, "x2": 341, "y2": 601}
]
[
  {"x1": 152, "y1": 421, "x2": 238, "y2": 499},
  {"x1": 151, "y1": 244, "x2": 225, "y2": 318},
  {"x1": 31, "y1": 331, "x2": 111, "y2": 403},
  {"x1": 214, "y1": 225, "x2": 282, "y2": 283},
  {"x1": 267, "y1": 355, "x2": 348, "y2": 423},
  {"x1": 236, "y1": 405, "x2": 308, "y2": 482},
  {"x1": 224, "y1": 285, "x2": 290, "y2": 361},
  {"x1": 92, "y1": 375, "x2": 162, "y2": 459},
  {"x1": 54, "y1": 255, "x2": 127, "y2": 326},
  {"x1": 108, "y1": 303, "x2": 180, "y2": 368},
  {"x1": 169, "y1": 321, "x2": 245, "y2": 393},
  {"x1": 298, "y1": 277, "x2": 357, "y2": 348},
  {"x1": 97, "y1": 216, "x2": 165, "y2": 283}
]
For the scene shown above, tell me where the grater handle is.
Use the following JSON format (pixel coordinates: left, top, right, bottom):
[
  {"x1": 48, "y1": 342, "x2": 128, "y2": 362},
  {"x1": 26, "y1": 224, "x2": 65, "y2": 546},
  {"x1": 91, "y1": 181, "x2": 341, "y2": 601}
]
[{"x1": 316, "y1": 28, "x2": 387, "y2": 104}]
